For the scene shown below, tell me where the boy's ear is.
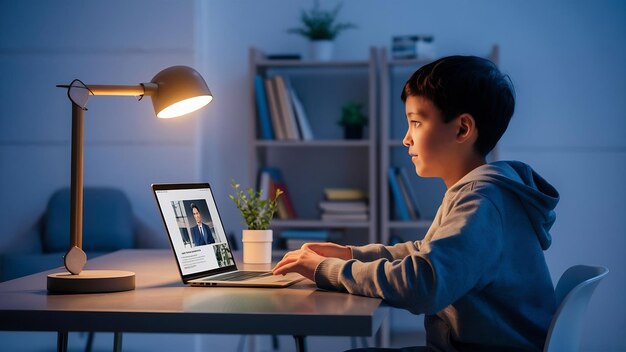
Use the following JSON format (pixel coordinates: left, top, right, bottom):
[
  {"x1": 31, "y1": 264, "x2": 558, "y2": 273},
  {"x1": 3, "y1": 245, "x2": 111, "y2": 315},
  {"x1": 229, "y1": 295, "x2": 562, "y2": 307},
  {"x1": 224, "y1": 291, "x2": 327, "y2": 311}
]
[{"x1": 455, "y1": 113, "x2": 476, "y2": 142}]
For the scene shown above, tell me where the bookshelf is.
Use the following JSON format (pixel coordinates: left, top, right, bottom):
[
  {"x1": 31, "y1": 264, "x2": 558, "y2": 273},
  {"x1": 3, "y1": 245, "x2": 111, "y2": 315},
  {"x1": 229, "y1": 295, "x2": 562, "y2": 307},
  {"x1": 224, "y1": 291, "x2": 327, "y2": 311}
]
[
  {"x1": 249, "y1": 47, "x2": 379, "y2": 246},
  {"x1": 253, "y1": 140, "x2": 370, "y2": 148},
  {"x1": 379, "y1": 45, "x2": 500, "y2": 245}
]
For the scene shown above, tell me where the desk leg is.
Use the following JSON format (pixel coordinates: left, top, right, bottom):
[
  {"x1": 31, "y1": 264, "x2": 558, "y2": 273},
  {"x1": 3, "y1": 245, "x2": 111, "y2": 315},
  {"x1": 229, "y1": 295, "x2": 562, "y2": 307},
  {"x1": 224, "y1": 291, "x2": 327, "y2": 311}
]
[
  {"x1": 375, "y1": 312, "x2": 391, "y2": 348},
  {"x1": 113, "y1": 332, "x2": 123, "y2": 352},
  {"x1": 57, "y1": 331, "x2": 68, "y2": 352},
  {"x1": 293, "y1": 335, "x2": 307, "y2": 352}
]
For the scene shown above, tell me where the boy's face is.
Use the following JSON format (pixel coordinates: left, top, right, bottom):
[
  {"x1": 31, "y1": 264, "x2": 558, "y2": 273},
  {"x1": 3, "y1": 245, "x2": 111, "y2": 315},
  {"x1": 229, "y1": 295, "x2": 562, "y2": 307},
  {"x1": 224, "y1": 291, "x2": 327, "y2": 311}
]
[{"x1": 402, "y1": 95, "x2": 459, "y2": 178}]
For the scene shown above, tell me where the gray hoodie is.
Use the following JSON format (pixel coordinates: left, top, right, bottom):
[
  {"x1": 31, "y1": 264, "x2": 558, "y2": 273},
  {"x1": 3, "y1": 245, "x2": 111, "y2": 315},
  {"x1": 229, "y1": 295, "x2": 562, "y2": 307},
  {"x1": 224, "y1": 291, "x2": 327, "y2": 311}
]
[{"x1": 315, "y1": 161, "x2": 559, "y2": 351}]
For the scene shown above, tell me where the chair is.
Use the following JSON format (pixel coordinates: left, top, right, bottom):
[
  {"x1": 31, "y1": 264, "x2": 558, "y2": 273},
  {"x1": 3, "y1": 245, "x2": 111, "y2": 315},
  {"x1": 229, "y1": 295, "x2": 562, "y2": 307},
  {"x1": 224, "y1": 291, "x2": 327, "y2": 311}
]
[
  {"x1": 0, "y1": 187, "x2": 156, "y2": 281},
  {"x1": 543, "y1": 265, "x2": 609, "y2": 352}
]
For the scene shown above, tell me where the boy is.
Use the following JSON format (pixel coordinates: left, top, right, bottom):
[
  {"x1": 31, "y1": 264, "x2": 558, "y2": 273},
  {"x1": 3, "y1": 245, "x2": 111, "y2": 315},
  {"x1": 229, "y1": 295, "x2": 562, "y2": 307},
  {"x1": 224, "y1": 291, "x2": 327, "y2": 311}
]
[{"x1": 273, "y1": 56, "x2": 559, "y2": 351}]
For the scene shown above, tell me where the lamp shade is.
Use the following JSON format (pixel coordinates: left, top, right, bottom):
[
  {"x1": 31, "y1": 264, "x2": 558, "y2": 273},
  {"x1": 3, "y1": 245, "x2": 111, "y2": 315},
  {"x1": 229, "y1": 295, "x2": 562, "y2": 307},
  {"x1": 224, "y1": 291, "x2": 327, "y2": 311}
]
[{"x1": 150, "y1": 66, "x2": 213, "y2": 118}]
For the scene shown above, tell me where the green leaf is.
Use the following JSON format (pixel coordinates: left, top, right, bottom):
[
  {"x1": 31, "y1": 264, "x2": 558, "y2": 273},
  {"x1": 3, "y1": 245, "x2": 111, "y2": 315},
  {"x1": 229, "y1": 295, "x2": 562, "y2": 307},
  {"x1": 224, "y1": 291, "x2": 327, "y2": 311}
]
[{"x1": 287, "y1": 1, "x2": 355, "y2": 40}]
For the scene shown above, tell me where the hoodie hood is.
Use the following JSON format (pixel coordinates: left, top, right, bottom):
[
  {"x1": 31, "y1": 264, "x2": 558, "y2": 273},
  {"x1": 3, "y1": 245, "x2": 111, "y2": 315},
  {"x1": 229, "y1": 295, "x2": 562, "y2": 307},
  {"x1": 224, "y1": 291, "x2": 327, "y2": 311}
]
[{"x1": 448, "y1": 160, "x2": 559, "y2": 250}]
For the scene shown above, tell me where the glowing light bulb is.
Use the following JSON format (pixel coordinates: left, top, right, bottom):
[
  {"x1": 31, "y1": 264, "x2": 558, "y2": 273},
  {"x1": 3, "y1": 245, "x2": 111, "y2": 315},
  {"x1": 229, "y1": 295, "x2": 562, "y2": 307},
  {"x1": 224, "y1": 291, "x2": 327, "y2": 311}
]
[{"x1": 157, "y1": 95, "x2": 213, "y2": 119}]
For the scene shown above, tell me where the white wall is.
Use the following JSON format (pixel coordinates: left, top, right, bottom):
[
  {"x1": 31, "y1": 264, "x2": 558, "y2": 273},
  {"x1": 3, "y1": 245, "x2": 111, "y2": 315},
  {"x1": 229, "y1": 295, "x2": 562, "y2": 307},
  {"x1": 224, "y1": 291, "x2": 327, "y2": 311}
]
[
  {"x1": 0, "y1": 0, "x2": 202, "y2": 251},
  {"x1": 199, "y1": 1, "x2": 626, "y2": 350},
  {"x1": 0, "y1": 0, "x2": 624, "y2": 350}
]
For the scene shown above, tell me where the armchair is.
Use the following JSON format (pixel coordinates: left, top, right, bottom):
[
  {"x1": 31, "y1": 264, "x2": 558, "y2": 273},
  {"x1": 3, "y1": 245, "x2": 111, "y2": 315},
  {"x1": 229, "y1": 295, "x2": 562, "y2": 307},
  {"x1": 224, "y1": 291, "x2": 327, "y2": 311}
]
[{"x1": 0, "y1": 187, "x2": 156, "y2": 282}]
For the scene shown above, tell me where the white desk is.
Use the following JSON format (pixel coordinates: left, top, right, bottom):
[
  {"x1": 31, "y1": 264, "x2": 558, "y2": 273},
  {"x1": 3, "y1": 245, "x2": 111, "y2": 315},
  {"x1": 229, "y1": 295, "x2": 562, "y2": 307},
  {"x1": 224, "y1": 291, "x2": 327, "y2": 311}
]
[{"x1": 0, "y1": 249, "x2": 388, "y2": 351}]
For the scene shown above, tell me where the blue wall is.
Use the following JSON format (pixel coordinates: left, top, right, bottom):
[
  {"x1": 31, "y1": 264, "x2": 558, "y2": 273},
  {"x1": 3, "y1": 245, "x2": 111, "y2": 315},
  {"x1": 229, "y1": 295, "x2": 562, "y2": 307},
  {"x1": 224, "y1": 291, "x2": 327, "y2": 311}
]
[
  {"x1": 0, "y1": 0, "x2": 201, "y2": 251},
  {"x1": 1, "y1": 0, "x2": 624, "y2": 351},
  {"x1": 200, "y1": 2, "x2": 626, "y2": 350}
]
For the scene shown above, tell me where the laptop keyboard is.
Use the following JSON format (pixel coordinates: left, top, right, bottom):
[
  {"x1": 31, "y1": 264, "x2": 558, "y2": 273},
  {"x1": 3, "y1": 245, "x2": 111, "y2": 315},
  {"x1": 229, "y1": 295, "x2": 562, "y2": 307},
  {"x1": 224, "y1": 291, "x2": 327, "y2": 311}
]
[{"x1": 210, "y1": 271, "x2": 272, "y2": 282}]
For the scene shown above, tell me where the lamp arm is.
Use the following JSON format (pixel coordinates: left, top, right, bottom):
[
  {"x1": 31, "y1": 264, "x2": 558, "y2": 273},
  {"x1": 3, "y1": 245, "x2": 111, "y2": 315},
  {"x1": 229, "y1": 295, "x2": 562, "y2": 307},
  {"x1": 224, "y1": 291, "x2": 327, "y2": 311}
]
[
  {"x1": 62, "y1": 82, "x2": 158, "y2": 275},
  {"x1": 86, "y1": 83, "x2": 158, "y2": 97},
  {"x1": 65, "y1": 102, "x2": 87, "y2": 275}
]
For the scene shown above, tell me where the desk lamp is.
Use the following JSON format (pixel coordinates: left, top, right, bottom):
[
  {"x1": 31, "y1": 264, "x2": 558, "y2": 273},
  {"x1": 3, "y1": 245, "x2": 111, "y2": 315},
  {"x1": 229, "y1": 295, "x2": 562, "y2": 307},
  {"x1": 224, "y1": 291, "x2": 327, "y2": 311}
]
[{"x1": 47, "y1": 66, "x2": 212, "y2": 293}]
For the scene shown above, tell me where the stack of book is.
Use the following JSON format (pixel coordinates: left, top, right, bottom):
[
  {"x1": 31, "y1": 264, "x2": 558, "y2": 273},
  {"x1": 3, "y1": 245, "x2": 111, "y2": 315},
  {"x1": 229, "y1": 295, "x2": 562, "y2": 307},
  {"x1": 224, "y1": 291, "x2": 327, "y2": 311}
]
[
  {"x1": 254, "y1": 74, "x2": 314, "y2": 141},
  {"x1": 388, "y1": 167, "x2": 421, "y2": 220},
  {"x1": 319, "y1": 188, "x2": 368, "y2": 222},
  {"x1": 258, "y1": 167, "x2": 297, "y2": 220},
  {"x1": 391, "y1": 35, "x2": 419, "y2": 60},
  {"x1": 280, "y1": 229, "x2": 342, "y2": 250}
]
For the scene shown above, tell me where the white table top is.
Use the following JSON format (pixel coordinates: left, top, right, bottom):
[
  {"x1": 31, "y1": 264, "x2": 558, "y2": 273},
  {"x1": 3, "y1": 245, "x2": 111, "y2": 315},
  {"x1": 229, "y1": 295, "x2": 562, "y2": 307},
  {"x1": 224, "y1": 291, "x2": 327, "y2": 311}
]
[{"x1": 0, "y1": 249, "x2": 387, "y2": 337}]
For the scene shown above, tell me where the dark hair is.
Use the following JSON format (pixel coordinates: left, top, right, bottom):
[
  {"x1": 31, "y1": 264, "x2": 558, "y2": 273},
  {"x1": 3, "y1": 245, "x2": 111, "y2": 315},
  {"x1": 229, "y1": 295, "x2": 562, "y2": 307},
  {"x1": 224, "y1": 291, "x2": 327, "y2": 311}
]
[
  {"x1": 401, "y1": 56, "x2": 515, "y2": 156},
  {"x1": 191, "y1": 203, "x2": 199, "y2": 212}
]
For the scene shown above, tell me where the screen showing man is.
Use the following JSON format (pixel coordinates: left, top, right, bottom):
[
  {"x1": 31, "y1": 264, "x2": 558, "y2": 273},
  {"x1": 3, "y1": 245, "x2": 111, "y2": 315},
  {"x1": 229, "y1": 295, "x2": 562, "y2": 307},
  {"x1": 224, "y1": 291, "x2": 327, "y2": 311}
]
[
  {"x1": 190, "y1": 202, "x2": 216, "y2": 246},
  {"x1": 156, "y1": 187, "x2": 233, "y2": 275}
]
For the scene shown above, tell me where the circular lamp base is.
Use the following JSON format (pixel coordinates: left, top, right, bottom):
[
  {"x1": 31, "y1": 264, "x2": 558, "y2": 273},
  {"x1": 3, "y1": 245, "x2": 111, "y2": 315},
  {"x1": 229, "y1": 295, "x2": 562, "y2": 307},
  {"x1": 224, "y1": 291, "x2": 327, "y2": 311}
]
[{"x1": 47, "y1": 270, "x2": 135, "y2": 294}]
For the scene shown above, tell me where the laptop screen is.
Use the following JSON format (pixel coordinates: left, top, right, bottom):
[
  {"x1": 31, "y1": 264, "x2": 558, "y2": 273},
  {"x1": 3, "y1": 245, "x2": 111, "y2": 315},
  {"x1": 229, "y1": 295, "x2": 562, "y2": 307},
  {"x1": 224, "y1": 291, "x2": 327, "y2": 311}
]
[{"x1": 153, "y1": 183, "x2": 236, "y2": 278}]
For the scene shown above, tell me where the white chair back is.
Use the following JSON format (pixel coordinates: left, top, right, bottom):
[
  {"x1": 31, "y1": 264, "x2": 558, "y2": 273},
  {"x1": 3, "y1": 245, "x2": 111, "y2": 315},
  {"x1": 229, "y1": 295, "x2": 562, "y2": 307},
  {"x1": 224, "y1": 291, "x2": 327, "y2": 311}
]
[{"x1": 544, "y1": 265, "x2": 608, "y2": 352}]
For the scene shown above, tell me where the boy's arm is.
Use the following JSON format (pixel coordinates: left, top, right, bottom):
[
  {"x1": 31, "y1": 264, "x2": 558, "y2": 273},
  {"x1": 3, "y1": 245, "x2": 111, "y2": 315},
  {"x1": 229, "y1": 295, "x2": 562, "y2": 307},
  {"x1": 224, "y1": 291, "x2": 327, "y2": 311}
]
[
  {"x1": 349, "y1": 241, "x2": 423, "y2": 262},
  {"x1": 314, "y1": 192, "x2": 504, "y2": 315},
  {"x1": 350, "y1": 205, "x2": 440, "y2": 261}
]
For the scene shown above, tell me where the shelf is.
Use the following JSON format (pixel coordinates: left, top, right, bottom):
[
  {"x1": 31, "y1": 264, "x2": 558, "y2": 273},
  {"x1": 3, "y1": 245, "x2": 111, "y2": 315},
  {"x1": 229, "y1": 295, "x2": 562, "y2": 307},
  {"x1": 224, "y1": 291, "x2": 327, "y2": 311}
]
[
  {"x1": 254, "y1": 140, "x2": 371, "y2": 148},
  {"x1": 256, "y1": 59, "x2": 370, "y2": 69},
  {"x1": 388, "y1": 220, "x2": 433, "y2": 228},
  {"x1": 388, "y1": 58, "x2": 433, "y2": 68},
  {"x1": 250, "y1": 47, "x2": 379, "y2": 245},
  {"x1": 271, "y1": 219, "x2": 372, "y2": 228}
]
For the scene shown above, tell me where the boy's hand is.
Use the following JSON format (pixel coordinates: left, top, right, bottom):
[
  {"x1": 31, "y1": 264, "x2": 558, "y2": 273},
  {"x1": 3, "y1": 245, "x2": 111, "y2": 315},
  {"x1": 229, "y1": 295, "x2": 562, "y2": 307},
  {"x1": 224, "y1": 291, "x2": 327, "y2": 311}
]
[
  {"x1": 272, "y1": 248, "x2": 325, "y2": 281},
  {"x1": 301, "y1": 242, "x2": 352, "y2": 260}
]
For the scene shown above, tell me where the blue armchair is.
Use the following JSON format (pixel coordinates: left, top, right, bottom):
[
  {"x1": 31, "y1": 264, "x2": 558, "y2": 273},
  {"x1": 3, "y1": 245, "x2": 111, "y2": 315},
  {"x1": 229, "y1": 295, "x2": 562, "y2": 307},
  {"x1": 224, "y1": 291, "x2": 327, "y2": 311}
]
[{"x1": 0, "y1": 187, "x2": 154, "y2": 282}]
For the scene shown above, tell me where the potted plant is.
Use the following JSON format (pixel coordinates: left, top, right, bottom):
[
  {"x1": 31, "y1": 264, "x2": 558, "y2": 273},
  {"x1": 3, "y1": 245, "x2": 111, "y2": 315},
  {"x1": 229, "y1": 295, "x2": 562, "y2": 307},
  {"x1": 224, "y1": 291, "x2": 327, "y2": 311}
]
[
  {"x1": 228, "y1": 180, "x2": 283, "y2": 263},
  {"x1": 338, "y1": 102, "x2": 367, "y2": 139},
  {"x1": 288, "y1": 1, "x2": 356, "y2": 61}
]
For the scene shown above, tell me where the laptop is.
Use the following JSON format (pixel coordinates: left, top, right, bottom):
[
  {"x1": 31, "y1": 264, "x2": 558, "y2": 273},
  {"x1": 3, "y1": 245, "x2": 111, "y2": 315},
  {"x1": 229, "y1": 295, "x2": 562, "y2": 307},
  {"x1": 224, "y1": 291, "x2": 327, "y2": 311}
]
[{"x1": 152, "y1": 182, "x2": 304, "y2": 287}]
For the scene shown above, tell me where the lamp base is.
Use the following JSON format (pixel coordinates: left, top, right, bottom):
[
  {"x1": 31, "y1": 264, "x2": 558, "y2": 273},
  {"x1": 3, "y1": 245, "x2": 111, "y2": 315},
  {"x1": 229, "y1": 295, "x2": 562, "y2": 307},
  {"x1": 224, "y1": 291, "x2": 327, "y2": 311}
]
[{"x1": 47, "y1": 270, "x2": 135, "y2": 294}]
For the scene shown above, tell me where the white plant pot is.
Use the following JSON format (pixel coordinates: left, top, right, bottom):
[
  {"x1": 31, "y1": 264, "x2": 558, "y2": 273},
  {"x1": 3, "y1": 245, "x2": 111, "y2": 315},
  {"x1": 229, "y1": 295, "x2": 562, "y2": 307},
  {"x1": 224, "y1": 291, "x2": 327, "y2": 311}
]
[
  {"x1": 242, "y1": 229, "x2": 273, "y2": 264},
  {"x1": 309, "y1": 40, "x2": 334, "y2": 61}
]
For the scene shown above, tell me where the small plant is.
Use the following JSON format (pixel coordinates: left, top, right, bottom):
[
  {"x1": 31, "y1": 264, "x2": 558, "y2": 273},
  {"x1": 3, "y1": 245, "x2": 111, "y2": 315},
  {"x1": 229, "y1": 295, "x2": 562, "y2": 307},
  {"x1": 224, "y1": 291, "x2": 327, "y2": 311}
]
[
  {"x1": 338, "y1": 102, "x2": 368, "y2": 127},
  {"x1": 228, "y1": 179, "x2": 283, "y2": 230},
  {"x1": 288, "y1": 1, "x2": 356, "y2": 41}
]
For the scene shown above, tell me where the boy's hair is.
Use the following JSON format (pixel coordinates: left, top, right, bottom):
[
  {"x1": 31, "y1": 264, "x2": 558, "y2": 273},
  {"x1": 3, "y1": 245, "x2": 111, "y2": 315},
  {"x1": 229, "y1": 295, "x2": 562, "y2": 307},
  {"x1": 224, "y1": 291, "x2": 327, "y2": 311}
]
[{"x1": 401, "y1": 56, "x2": 515, "y2": 156}]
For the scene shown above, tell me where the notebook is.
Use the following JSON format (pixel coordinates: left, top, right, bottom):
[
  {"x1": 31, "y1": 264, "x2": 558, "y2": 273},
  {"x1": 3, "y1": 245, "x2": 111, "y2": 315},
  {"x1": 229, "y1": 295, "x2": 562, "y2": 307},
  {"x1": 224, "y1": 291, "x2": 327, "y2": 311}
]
[{"x1": 152, "y1": 183, "x2": 303, "y2": 287}]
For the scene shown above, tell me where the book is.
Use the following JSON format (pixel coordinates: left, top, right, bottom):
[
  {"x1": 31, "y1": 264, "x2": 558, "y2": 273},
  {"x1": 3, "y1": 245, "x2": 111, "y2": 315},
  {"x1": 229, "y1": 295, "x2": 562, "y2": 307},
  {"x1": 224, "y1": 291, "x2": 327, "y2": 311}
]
[
  {"x1": 266, "y1": 54, "x2": 301, "y2": 60},
  {"x1": 277, "y1": 182, "x2": 297, "y2": 219},
  {"x1": 281, "y1": 230, "x2": 342, "y2": 250},
  {"x1": 289, "y1": 84, "x2": 314, "y2": 140},
  {"x1": 388, "y1": 167, "x2": 410, "y2": 221},
  {"x1": 264, "y1": 167, "x2": 297, "y2": 219},
  {"x1": 321, "y1": 213, "x2": 368, "y2": 222},
  {"x1": 280, "y1": 230, "x2": 342, "y2": 250},
  {"x1": 319, "y1": 200, "x2": 368, "y2": 213},
  {"x1": 281, "y1": 230, "x2": 331, "y2": 240},
  {"x1": 274, "y1": 75, "x2": 300, "y2": 140},
  {"x1": 398, "y1": 167, "x2": 421, "y2": 219},
  {"x1": 254, "y1": 75, "x2": 274, "y2": 140},
  {"x1": 282, "y1": 76, "x2": 305, "y2": 140},
  {"x1": 264, "y1": 78, "x2": 286, "y2": 140},
  {"x1": 258, "y1": 168, "x2": 271, "y2": 200},
  {"x1": 323, "y1": 188, "x2": 367, "y2": 201},
  {"x1": 273, "y1": 176, "x2": 291, "y2": 219},
  {"x1": 396, "y1": 171, "x2": 417, "y2": 220}
]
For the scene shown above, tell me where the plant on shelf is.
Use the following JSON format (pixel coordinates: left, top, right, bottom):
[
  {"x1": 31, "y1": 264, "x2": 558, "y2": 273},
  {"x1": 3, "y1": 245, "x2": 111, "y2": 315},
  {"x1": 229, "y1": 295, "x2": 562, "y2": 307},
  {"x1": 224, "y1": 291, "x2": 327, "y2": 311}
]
[
  {"x1": 287, "y1": 0, "x2": 356, "y2": 61},
  {"x1": 228, "y1": 179, "x2": 283, "y2": 230},
  {"x1": 338, "y1": 102, "x2": 368, "y2": 139}
]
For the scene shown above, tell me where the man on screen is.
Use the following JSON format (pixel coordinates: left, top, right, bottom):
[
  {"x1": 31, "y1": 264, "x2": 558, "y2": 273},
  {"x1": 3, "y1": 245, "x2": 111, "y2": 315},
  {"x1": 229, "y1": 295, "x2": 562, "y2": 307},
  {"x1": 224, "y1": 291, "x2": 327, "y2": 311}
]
[{"x1": 190, "y1": 203, "x2": 216, "y2": 246}]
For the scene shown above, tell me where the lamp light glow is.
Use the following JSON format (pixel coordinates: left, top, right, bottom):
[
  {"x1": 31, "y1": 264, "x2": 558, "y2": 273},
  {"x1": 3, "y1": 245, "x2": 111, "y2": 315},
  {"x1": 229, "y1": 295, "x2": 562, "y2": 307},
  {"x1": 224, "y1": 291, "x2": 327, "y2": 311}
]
[{"x1": 157, "y1": 95, "x2": 213, "y2": 118}]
